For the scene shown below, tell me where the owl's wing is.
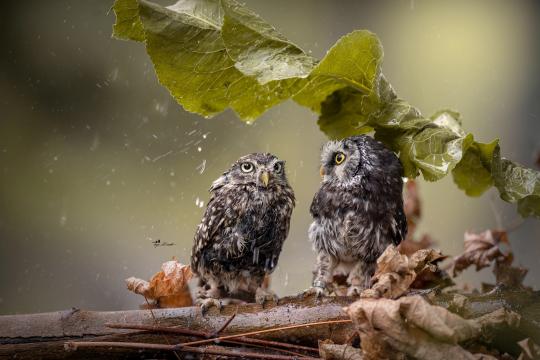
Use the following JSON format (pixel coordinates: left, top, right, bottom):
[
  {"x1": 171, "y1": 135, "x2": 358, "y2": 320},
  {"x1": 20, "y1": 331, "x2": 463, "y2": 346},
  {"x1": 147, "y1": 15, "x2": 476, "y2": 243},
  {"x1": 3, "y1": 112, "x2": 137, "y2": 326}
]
[
  {"x1": 309, "y1": 188, "x2": 323, "y2": 218},
  {"x1": 190, "y1": 193, "x2": 229, "y2": 271},
  {"x1": 392, "y1": 206, "x2": 408, "y2": 245}
]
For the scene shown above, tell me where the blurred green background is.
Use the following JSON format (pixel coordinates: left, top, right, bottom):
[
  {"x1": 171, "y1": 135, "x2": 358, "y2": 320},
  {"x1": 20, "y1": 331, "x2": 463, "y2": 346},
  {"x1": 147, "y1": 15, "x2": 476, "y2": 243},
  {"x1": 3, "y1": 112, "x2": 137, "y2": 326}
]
[{"x1": 1, "y1": 0, "x2": 539, "y2": 315}]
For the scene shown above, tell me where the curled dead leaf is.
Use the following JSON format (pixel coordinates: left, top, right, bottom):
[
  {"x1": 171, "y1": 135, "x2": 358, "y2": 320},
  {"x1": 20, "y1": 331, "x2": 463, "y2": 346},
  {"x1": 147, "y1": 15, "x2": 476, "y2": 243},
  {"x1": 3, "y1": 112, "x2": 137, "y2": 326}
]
[
  {"x1": 453, "y1": 229, "x2": 529, "y2": 289},
  {"x1": 126, "y1": 259, "x2": 193, "y2": 308},
  {"x1": 361, "y1": 245, "x2": 446, "y2": 299},
  {"x1": 452, "y1": 230, "x2": 510, "y2": 277},
  {"x1": 347, "y1": 295, "x2": 519, "y2": 360}
]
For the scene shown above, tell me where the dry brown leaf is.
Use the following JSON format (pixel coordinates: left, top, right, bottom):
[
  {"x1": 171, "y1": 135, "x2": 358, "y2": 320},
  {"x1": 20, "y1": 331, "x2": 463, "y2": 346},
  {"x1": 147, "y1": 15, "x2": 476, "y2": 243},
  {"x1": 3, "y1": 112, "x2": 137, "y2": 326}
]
[
  {"x1": 319, "y1": 340, "x2": 364, "y2": 360},
  {"x1": 361, "y1": 245, "x2": 445, "y2": 299},
  {"x1": 346, "y1": 295, "x2": 519, "y2": 360},
  {"x1": 126, "y1": 259, "x2": 193, "y2": 308},
  {"x1": 518, "y1": 338, "x2": 540, "y2": 360},
  {"x1": 452, "y1": 230, "x2": 510, "y2": 277}
]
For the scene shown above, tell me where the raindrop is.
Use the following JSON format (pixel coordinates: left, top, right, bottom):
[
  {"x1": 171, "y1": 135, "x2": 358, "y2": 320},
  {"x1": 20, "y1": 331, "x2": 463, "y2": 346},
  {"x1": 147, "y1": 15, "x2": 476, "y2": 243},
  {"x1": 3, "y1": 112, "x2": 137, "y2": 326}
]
[
  {"x1": 196, "y1": 160, "x2": 206, "y2": 174},
  {"x1": 195, "y1": 197, "x2": 205, "y2": 208}
]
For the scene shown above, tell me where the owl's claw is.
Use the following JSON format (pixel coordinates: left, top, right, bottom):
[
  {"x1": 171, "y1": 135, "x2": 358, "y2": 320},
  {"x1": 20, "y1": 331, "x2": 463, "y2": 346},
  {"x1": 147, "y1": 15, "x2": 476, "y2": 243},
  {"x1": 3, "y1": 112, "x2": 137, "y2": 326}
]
[
  {"x1": 347, "y1": 285, "x2": 363, "y2": 297},
  {"x1": 303, "y1": 286, "x2": 326, "y2": 299},
  {"x1": 255, "y1": 288, "x2": 278, "y2": 305},
  {"x1": 196, "y1": 298, "x2": 222, "y2": 314}
]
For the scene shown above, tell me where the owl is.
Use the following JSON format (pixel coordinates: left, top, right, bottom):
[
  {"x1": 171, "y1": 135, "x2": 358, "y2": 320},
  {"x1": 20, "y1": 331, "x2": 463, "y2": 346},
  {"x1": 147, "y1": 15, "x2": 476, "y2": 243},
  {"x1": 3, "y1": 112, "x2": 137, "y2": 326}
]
[
  {"x1": 191, "y1": 153, "x2": 295, "y2": 311},
  {"x1": 307, "y1": 135, "x2": 407, "y2": 296}
]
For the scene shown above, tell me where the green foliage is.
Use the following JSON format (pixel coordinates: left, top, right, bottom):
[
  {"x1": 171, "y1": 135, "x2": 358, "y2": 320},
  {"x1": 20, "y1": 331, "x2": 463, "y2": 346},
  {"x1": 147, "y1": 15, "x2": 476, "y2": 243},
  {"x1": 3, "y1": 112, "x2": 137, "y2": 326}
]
[{"x1": 112, "y1": 0, "x2": 540, "y2": 218}]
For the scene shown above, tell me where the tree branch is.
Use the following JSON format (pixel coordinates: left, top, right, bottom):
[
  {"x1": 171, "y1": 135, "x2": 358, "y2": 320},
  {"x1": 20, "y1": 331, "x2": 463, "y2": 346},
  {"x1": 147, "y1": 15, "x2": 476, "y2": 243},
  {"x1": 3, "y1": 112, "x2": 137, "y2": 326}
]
[{"x1": 2, "y1": 289, "x2": 539, "y2": 359}]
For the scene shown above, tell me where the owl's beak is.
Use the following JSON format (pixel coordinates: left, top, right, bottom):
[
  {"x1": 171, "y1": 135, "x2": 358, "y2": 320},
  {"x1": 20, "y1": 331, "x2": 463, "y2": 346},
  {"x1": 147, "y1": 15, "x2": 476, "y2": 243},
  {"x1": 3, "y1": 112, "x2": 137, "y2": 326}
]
[
  {"x1": 320, "y1": 166, "x2": 325, "y2": 178},
  {"x1": 259, "y1": 171, "x2": 270, "y2": 187}
]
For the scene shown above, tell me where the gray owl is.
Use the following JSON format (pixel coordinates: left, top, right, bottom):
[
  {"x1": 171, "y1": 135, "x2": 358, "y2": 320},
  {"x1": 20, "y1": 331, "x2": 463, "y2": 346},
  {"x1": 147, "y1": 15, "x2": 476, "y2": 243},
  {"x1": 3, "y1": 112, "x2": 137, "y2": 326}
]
[
  {"x1": 307, "y1": 135, "x2": 407, "y2": 296},
  {"x1": 191, "y1": 153, "x2": 295, "y2": 311}
]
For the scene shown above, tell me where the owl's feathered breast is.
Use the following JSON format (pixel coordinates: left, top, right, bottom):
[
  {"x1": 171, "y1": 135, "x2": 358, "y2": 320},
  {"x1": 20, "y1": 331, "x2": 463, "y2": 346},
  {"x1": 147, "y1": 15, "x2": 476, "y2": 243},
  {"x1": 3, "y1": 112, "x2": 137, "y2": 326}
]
[
  {"x1": 192, "y1": 183, "x2": 295, "y2": 277},
  {"x1": 309, "y1": 177, "x2": 406, "y2": 262}
]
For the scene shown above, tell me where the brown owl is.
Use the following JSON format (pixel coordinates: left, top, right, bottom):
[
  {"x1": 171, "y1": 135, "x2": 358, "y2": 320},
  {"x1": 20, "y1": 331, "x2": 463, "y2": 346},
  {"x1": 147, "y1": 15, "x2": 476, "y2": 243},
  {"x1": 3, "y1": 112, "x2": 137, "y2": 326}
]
[{"x1": 191, "y1": 153, "x2": 295, "y2": 311}]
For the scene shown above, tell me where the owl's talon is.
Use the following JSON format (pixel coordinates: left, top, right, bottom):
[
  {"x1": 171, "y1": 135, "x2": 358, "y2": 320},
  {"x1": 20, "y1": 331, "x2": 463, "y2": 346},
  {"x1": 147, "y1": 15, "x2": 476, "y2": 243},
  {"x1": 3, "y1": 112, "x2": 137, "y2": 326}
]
[
  {"x1": 303, "y1": 286, "x2": 326, "y2": 299},
  {"x1": 255, "y1": 288, "x2": 278, "y2": 305},
  {"x1": 196, "y1": 298, "x2": 222, "y2": 314},
  {"x1": 347, "y1": 285, "x2": 363, "y2": 297}
]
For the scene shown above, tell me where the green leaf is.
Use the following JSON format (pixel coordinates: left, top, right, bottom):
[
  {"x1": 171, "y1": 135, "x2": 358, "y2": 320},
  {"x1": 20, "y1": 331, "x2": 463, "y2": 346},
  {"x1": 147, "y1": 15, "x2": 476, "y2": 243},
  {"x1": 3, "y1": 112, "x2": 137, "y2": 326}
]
[
  {"x1": 112, "y1": 0, "x2": 540, "y2": 218},
  {"x1": 112, "y1": 0, "x2": 145, "y2": 41},
  {"x1": 375, "y1": 110, "x2": 472, "y2": 181},
  {"x1": 221, "y1": 0, "x2": 315, "y2": 84},
  {"x1": 492, "y1": 147, "x2": 540, "y2": 218},
  {"x1": 114, "y1": 0, "x2": 314, "y2": 120},
  {"x1": 293, "y1": 30, "x2": 383, "y2": 114},
  {"x1": 452, "y1": 139, "x2": 499, "y2": 197}
]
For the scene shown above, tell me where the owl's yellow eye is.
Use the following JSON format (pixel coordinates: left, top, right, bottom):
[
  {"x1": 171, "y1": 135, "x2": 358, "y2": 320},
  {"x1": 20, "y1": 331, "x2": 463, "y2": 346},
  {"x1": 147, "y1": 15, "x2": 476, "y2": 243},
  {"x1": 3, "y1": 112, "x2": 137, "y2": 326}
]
[{"x1": 335, "y1": 152, "x2": 346, "y2": 165}]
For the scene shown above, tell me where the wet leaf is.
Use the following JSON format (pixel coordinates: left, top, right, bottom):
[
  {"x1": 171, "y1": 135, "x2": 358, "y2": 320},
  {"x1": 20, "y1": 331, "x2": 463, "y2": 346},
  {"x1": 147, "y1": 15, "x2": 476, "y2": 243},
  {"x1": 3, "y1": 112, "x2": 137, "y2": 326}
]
[
  {"x1": 294, "y1": 31, "x2": 383, "y2": 114},
  {"x1": 361, "y1": 245, "x2": 445, "y2": 299},
  {"x1": 114, "y1": 0, "x2": 313, "y2": 120},
  {"x1": 452, "y1": 139, "x2": 499, "y2": 197},
  {"x1": 221, "y1": 1, "x2": 315, "y2": 84},
  {"x1": 346, "y1": 295, "x2": 519, "y2": 360},
  {"x1": 112, "y1": 0, "x2": 540, "y2": 218},
  {"x1": 492, "y1": 147, "x2": 540, "y2": 218},
  {"x1": 451, "y1": 230, "x2": 510, "y2": 277},
  {"x1": 126, "y1": 259, "x2": 193, "y2": 307},
  {"x1": 112, "y1": 0, "x2": 145, "y2": 41}
]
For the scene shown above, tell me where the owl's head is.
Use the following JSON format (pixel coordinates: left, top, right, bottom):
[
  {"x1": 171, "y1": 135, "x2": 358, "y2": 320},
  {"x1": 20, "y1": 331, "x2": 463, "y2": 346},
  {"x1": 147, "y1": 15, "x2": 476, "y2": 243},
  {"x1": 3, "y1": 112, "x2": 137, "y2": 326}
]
[
  {"x1": 319, "y1": 135, "x2": 403, "y2": 186},
  {"x1": 213, "y1": 153, "x2": 289, "y2": 190}
]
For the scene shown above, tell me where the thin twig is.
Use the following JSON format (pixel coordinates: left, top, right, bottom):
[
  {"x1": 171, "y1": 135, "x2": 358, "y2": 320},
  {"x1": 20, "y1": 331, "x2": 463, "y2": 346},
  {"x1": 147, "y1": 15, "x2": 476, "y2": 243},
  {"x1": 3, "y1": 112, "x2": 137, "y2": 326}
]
[
  {"x1": 213, "y1": 307, "x2": 238, "y2": 336},
  {"x1": 225, "y1": 339, "x2": 310, "y2": 358},
  {"x1": 65, "y1": 341, "x2": 320, "y2": 360},
  {"x1": 177, "y1": 319, "x2": 352, "y2": 347},
  {"x1": 106, "y1": 323, "x2": 320, "y2": 353}
]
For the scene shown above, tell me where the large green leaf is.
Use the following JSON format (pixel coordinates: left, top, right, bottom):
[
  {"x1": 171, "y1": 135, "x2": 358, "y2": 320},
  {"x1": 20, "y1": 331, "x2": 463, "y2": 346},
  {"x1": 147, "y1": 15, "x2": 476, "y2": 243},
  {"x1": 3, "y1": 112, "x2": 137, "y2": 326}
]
[
  {"x1": 452, "y1": 139, "x2": 499, "y2": 197},
  {"x1": 112, "y1": 0, "x2": 540, "y2": 218},
  {"x1": 221, "y1": 0, "x2": 315, "y2": 84},
  {"x1": 293, "y1": 30, "x2": 383, "y2": 113},
  {"x1": 116, "y1": 0, "x2": 314, "y2": 120}
]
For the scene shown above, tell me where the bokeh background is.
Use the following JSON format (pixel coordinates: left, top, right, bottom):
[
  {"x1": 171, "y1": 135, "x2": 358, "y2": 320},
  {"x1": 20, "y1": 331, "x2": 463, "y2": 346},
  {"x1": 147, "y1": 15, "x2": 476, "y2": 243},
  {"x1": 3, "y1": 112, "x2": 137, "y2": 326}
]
[{"x1": 1, "y1": 0, "x2": 539, "y2": 315}]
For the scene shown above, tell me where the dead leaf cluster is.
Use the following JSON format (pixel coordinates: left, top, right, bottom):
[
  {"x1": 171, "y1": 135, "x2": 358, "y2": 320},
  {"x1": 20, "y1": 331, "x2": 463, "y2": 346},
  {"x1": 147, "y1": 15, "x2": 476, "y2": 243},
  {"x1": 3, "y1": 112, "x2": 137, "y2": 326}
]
[
  {"x1": 452, "y1": 229, "x2": 528, "y2": 289},
  {"x1": 452, "y1": 230, "x2": 510, "y2": 276},
  {"x1": 346, "y1": 295, "x2": 520, "y2": 360},
  {"x1": 361, "y1": 245, "x2": 446, "y2": 299}
]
